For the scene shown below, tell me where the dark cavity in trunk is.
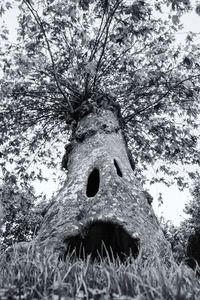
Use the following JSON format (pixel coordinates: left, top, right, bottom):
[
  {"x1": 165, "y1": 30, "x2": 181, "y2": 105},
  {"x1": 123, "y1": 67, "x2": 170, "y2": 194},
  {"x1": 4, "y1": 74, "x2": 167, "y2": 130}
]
[
  {"x1": 64, "y1": 221, "x2": 140, "y2": 261},
  {"x1": 114, "y1": 159, "x2": 123, "y2": 177},
  {"x1": 86, "y1": 168, "x2": 100, "y2": 197}
]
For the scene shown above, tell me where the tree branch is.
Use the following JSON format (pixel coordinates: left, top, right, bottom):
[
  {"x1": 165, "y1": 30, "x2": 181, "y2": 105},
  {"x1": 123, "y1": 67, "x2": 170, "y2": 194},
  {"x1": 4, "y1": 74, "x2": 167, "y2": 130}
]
[
  {"x1": 124, "y1": 74, "x2": 200, "y2": 124},
  {"x1": 23, "y1": 0, "x2": 74, "y2": 114},
  {"x1": 93, "y1": 0, "x2": 122, "y2": 88}
]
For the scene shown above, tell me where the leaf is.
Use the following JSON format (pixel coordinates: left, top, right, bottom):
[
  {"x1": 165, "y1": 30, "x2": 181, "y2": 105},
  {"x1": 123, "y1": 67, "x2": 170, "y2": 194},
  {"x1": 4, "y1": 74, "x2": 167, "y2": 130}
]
[
  {"x1": 195, "y1": 4, "x2": 200, "y2": 16},
  {"x1": 0, "y1": 33, "x2": 8, "y2": 40},
  {"x1": 5, "y1": 1, "x2": 12, "y2": 9},
  {"x1": 0, "y1": 5, "x2": 5, "y2": 16},
  {"x1": 183, "y1": 57, "x2": 192, "y2": 66},
  {"x1": 85, "y1": 61, "x2": 96, "y2": 75},
  {"x1": 172, "y1": 15, "x2": 179, "y2": 25},
  {"x1": 158, "y1": 193, "x2": 163, "y2": 207}
]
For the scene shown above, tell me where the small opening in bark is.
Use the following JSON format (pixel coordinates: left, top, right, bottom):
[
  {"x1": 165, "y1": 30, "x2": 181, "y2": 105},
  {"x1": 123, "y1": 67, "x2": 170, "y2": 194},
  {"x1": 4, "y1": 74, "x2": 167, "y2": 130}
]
[
  {"x1": 64, "y1": 221, "x2": 140, "y2": 261},
  {"x1": 86, "y1": 168, "x2": 100, "y2": 197},
  {"x1": 114, "y1": 159, "x2": 123, "y2": 177}
]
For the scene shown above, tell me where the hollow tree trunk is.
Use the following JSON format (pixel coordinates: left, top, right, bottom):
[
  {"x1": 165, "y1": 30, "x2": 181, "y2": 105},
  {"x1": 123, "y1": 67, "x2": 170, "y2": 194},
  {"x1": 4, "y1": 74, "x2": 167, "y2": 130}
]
[{"x1": 36, "y1": 105, "x2": 173, "y2": 263}]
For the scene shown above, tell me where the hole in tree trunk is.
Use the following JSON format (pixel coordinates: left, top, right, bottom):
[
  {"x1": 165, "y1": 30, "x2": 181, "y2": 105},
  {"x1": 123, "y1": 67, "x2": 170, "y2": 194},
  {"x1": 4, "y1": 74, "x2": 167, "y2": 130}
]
[
  {"x1": 64, "y1": 221, "x2": 140, "y2": 261},
  {"x1": 86, "y1": 168, "x2": 100, "y2": 197},
  {"x1": 114, "y1": 159, "x2": 123, "y2": 177}
]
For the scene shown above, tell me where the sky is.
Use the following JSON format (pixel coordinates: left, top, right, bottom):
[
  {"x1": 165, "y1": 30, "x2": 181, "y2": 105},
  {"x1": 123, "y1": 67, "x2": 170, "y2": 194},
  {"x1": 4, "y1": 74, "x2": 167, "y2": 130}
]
[{"x1": 1, "y1": 1, "x2": 200, "y2": 226}]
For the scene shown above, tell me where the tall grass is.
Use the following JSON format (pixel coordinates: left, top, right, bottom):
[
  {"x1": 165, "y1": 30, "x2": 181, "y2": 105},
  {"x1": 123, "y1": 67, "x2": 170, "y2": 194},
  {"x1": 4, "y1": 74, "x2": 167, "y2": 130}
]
[{"x1": 0, "y1": 243, "x2": 200, "y2": 299}]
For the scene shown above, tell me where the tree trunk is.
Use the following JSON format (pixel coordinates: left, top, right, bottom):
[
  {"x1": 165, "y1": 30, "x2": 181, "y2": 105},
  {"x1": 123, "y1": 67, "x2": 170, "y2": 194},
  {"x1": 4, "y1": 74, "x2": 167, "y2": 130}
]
[{"x1": 36, "y1": 105, "x2": 173, "y2": 263}]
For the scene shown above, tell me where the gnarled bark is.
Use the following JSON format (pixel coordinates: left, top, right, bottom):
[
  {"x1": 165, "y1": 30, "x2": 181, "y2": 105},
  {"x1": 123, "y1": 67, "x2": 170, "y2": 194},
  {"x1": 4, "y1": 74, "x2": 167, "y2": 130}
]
[{"x1": 36, "y1": 105, "x2": 173, "y2": 263}]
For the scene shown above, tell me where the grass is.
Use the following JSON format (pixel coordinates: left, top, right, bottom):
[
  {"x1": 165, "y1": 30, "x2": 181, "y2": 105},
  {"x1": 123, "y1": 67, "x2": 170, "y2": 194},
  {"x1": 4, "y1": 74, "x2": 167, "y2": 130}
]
[{"x1": 0, "y1": 243, "x2": 200, "y2": 299}]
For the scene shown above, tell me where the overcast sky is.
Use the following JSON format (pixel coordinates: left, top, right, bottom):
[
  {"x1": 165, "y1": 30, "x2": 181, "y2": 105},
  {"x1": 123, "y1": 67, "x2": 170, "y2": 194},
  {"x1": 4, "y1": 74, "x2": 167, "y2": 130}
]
[{"x1": 1, "y1": 1, "x2": 200, "y2": 226}]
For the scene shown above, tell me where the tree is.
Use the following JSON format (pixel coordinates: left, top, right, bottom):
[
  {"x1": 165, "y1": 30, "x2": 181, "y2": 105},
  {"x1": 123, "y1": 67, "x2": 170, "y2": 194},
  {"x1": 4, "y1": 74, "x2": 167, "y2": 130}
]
[
  {"x1": 160, "y1": 174, "x2": 200, "y2": 269},
  {"x1": 160, "y1": 218, "x2": 192, "y2": 263},
  {"x1": 0, "y1": 172, "x2": 57, "y2": 250},
  {"x1": 0, "y1": 173, "x2": 45, "y2": 249},
  {"x1": 184, "y1": 174, "x2": 200, "y2": 231},
  {"x1": 180, "y1": 175, "x2": 200, "y2": 268},
  {"x1": 1, "y1": 0, "x2": 200, "y2": 261}
]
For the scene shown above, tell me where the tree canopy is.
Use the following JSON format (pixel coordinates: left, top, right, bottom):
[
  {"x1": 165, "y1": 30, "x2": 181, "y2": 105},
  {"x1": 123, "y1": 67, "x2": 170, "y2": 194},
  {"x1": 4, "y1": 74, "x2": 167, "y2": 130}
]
[{"x1": 0, "y1": 0, "x2": 200, "y2": 190}]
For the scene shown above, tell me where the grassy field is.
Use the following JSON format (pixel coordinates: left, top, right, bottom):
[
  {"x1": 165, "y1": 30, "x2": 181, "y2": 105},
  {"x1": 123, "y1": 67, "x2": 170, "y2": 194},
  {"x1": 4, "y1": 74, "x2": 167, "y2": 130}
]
[{"x1": 0, "y1": 244, "x2": 200, "y2": 300}]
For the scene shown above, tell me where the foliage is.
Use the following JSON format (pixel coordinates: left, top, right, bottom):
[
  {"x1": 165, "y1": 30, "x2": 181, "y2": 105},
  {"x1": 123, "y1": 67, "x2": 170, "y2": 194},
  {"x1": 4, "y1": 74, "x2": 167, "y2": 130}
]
[
  {"x1": 160, "y1": 173, "x2": 200, "y2": 263},
  {"x1": 160, "y1": 218, "x2": 193, "y2": 263},
  {"x1": 0, "y1": 244, "x2": 200, "y2": 299},
  {"x1": 158, "y1": 173, "x2": 200, "y2": 265},
  {"x1": 0, "y1": 174, "x2": 46, "y2": 249},
  {"x1": 184, "y1": 174, "x2": 200, "y2": 230},
  {"x1": 176, "y1": 174, "x2": 200, "y2": 255},
  {"x1": 0, "y1": 0, "x2": 200, "y2": 189}
]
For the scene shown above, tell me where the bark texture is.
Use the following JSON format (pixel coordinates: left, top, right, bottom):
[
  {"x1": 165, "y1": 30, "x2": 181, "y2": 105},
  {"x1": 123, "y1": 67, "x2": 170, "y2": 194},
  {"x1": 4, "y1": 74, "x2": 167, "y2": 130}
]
[{"x1": 36, "y1": 107, "x2": 173, "y2": 262}]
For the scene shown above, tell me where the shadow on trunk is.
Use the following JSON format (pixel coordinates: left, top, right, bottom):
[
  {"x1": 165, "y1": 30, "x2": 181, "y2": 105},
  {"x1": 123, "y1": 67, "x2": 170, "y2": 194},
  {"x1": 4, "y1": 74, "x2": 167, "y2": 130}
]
[{"x1": 64, "y1": 221, "x2": 140, "y2": 261}]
